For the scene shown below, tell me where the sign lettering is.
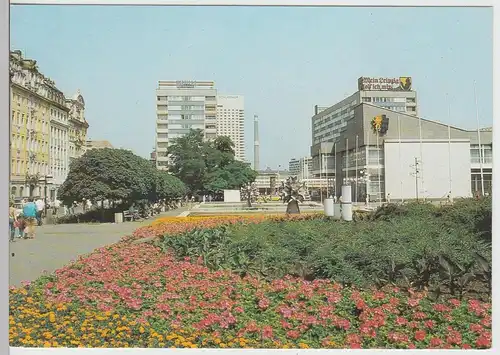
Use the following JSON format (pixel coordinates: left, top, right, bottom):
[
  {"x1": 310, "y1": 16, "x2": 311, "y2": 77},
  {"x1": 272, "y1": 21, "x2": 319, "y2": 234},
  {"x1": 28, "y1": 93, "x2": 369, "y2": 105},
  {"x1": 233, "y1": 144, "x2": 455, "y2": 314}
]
[{"x1": 358, "y1": 76, "x2": 412, "y2": 91}]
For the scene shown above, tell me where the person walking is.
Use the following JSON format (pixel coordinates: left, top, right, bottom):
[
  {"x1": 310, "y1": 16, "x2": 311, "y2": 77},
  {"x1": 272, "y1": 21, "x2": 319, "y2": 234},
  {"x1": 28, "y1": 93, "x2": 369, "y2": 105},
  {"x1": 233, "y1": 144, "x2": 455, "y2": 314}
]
[
  {"x1": 9, "y1": 202, "x2": 17, "y2": 242},
  {"x1": 22, "y1": 198, "x2": 38, "y2": 239},
  {"x1": 35, "y1": 197, "x2": 45, "y2": 226},
  {"x1": 14, "y1": 215, "x2": 25, "y2": 239}
]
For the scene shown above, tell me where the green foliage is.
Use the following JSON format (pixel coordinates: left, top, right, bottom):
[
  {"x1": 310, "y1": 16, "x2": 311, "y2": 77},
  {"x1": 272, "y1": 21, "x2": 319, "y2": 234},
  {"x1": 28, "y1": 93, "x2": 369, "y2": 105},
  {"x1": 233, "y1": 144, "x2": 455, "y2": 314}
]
[
  {"x1": 160, "y1": 199, "x2": 491, "y2": 300},
  {"x1": 167, "y1": 130, "x2": 257, "y2": 195},
  {"x1": 58, "y1": 148, "x2": 186, "y2": 206}
]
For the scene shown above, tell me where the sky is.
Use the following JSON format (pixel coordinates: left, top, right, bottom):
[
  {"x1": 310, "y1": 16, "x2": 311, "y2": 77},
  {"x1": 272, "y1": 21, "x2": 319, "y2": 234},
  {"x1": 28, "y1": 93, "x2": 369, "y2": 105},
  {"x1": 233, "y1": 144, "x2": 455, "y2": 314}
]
[{"x1": 10, "y1": 5, "x2": 493, "y2": 169}]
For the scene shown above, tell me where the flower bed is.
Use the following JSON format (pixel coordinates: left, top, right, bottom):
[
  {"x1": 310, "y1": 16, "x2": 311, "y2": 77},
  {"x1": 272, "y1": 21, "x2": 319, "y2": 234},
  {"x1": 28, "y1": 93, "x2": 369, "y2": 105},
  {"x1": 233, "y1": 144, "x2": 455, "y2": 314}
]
[
  {"x1": 9, "y1": 214, "x2": 491, "y2": 349},
  {"x1": 127, "y1": 213, "x2": 323, "y2": 243}
]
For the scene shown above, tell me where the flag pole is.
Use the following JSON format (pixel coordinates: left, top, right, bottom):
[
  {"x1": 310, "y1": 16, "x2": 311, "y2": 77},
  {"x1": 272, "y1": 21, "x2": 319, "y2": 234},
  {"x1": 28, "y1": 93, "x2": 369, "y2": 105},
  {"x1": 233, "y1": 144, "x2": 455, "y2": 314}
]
[
  {"x1": 319, "y1": 150, "x2": 323, "y2": 203},
  {"x1": 446, "y1": 93, "x2": 452, "y2": 196},
  {"x1": 355, "y1": 135, "x2": 359, "y2": 204},
  {"x1": 398, "y1": 114, "x2": 403, "y2": 202},
  {"x1": 366, "y1": 120, "x2": 370, "y2": 204},
  {"x1": 376, "y1": 128, "x2": 382, "y2": 207},
  {"x1": 473, "y1": 81, "x2": 485, "y2": 196},
  {"x1": 334, "y1": 142, "x2": 337, "y2": 198},
  {"x1": 418, "y1": 110, "x2": 424, "y2": 201},
  {"x1": 346, "y1": 138, "x2": 349, "y2": 199}
]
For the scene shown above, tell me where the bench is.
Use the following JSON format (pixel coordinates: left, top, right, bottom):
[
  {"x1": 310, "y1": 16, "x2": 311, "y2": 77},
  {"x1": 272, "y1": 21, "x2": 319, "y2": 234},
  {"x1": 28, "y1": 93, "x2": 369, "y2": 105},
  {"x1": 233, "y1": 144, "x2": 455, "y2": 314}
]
[{"x1": 123, "y1": 211, "x2": 133, "y2": 222}]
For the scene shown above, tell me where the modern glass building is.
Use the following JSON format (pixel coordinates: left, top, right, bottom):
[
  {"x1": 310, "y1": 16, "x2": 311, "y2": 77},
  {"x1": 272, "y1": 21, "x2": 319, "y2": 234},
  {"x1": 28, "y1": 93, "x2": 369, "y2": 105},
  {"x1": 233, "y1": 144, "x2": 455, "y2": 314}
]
[{"x1": 311, "y1": 102, "x2": 492, "y2": 202}]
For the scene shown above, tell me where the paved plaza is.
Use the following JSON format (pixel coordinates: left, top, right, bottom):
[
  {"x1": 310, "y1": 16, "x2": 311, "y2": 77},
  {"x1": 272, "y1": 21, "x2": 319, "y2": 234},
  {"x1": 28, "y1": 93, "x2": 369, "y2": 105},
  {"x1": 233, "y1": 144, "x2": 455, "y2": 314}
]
[{"x1": 9, "y1": 208, "x2": 188, "y2": 287}]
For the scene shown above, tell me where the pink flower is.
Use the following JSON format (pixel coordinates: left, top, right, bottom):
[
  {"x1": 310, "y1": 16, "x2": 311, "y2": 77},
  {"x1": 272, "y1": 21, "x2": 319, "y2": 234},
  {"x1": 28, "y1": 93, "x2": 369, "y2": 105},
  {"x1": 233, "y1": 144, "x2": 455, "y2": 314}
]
[
  {"x1": 286, "y1": 330, "x2": 301, "y2": 340},
  {"x1": 415, "y1": 330, "x2": 426, "y2": 342},
  {"x1": 262, "y1": 326, "x2": 273, "y2": 339},
  {"x1": 430, "y1": 337, "x2": 442, "y2": 348},
  {"x1": 395, "y1": 316, "x2": 408, "y2": 326},
  {"x1": 424, "y1": 320, "x2": 435, "y2": 329},
  {"x1": 258, "y1": 297, "x2": 270, "y2": 310}
]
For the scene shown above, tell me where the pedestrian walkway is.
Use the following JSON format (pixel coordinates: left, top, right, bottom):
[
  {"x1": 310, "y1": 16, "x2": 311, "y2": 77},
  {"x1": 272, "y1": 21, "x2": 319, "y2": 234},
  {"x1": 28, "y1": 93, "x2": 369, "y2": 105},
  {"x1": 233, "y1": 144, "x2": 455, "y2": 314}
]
[{"x1": 9, "y1": 207, "x2": 189, "y2": 287}]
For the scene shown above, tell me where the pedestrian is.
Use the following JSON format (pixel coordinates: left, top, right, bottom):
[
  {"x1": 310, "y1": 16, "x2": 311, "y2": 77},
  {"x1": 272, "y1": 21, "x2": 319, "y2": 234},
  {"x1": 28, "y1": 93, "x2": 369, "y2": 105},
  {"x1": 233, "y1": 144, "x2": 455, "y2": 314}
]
[
  {"x1": 53, "y1": 199, "x2": 60, "y2": 216},
  {"x1": 386, "y1": 193, "x2": 391, "y2": 204},
  {"x1": 14, "y1": 215, "x2": 26, "y2": 239},
  {"x1": 22, "y1": 198, "x2": 38, "y2": 239},
  {"x1": 35, "y1": 197, "x2": 45, "y2": 226},
  {"x1": 9, "y1": 202, "x2": 17, "y2": 242}
]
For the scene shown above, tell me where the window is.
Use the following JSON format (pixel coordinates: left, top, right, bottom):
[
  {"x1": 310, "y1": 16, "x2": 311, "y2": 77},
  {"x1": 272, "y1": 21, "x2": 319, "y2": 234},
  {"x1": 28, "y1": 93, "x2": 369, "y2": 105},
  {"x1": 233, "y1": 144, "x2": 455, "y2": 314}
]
[{"x1": 362, "y1": 97, "x2": 371, "y2": 102}]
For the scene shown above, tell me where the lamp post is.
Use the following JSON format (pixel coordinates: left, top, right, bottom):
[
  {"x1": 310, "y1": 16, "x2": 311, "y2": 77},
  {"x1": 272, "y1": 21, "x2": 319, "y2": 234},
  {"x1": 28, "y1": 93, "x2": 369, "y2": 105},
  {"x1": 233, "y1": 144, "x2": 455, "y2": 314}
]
[{"x1": 38, "y1": 174, "x2": 53, "y2": 219}]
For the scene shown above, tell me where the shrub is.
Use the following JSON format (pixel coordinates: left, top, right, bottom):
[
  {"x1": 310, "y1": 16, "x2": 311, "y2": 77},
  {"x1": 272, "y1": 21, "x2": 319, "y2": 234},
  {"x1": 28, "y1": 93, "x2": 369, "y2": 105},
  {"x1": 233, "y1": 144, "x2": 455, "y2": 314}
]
[{"x1": 159, "y1": 199, "x2": 491, "y2": 300}]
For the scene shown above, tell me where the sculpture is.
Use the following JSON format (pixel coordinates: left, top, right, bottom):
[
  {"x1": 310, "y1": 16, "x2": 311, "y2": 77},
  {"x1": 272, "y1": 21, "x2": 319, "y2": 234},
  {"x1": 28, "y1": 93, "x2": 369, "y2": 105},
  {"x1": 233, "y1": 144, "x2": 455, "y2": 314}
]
[
  {"x1": 281, "y1": 176, "x2": 306, "y2": 214},
  {"x1": 241, "y1": 182, "x2": 259, "y2": 208}
]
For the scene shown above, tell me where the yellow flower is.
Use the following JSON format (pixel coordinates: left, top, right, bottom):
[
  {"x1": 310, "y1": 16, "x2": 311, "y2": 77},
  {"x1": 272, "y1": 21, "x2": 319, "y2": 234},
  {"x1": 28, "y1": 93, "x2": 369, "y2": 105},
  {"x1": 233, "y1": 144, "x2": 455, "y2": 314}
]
[{"x1": 299, "y1": 342, "x2": 309, "y2": 349}]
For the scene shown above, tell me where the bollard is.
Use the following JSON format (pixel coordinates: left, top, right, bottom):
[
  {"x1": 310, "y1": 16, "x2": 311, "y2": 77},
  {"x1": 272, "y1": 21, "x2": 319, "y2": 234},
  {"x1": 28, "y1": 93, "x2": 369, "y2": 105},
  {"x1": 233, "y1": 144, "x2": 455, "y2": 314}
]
[
  {"x1": 114, "y1": 212, "x2": 124, "y2": 224},
  {"x1": 341, "y1": 185, "x2": 353, "y2": 221},
  {"x1": 324, "y1": 198, "x2": 334, "y2": 217}
]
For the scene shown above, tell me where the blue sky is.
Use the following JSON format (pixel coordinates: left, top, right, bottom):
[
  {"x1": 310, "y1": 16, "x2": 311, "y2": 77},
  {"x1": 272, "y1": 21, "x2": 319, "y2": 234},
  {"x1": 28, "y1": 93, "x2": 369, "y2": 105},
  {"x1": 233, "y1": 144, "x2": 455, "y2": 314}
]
[{"x1": 10, "y1": 5, "x2": 493, "y2": 169}]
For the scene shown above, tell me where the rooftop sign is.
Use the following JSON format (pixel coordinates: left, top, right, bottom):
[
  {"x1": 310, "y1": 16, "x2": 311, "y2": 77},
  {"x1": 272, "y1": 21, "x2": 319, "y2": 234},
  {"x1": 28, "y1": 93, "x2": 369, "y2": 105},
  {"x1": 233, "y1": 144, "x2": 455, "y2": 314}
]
[{"x1": 358, "y1": 77, "x2": 412, "y2": 91}]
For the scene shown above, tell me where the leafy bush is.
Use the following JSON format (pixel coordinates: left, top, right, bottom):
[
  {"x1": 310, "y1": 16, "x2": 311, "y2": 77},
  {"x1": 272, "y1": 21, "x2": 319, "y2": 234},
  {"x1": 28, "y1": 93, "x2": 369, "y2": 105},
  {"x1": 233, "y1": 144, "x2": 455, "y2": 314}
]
[{"x1": 159, "y1": 199, "x2": 491, "y2": 300}]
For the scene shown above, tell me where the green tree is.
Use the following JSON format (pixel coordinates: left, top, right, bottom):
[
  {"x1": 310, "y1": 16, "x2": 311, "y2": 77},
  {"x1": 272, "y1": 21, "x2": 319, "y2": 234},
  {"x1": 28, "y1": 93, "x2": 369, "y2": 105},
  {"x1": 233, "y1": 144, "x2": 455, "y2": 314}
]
[
  {"x1": 58, "y1": 148, "x2": 154, "y2": 206},
  {"x1": 154, "y1": 170, "x2": 187, "y2": 202},
  {"x1": 168, "y1": 130, "x2": 257, "y2": 196}
]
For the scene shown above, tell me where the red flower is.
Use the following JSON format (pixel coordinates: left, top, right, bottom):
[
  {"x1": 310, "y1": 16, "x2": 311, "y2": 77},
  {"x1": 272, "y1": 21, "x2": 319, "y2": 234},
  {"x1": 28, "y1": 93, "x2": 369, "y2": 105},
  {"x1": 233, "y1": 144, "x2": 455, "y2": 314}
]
[
  {"x1": 407, "y1": 298, "x2": 420, "y2": 307},
  {"x1": 395, "y1": 316, "x2": 408, "y2": 326},
  {"x1": 448, "y1": 298, "x2": 460, "y2": 308},
  {"x1": 476, "y1": 335, "x2": 491, "y2": 348},
  {"x1": 413, "y1": 311, "x2": 427, "y2": 320},
  {"x1": 433, "y1": 303, "x2": 451, "y2": 312},
  {"x1": 262, "y1": 326, "x2": 273, "y2": 339},
  {"x1": 446, "y1": 330, "x2": 462, "y2": 345},
  {"x1": 286, "y1": 330, "x2": 301, "y2": 340},
  {"x1": 408, "y1": 321, "x2": 419, "y2": 329},
  {"x1": 424, "y1": 320, "x2": 435, "y2": 329},
  {"x1": 430, "y1": 337, "x2": 442, "y2": 348},
  {"x1": 258, "y1": 297, "x2": 270, "y2": 310},
  {"x1": 469, "y1": 323, "x2": 483, "y2": 333},
  {"x1": 462, "y1": 344, "x2": 472, "y2": 349},
  {"x1": 414, "y1": 330, "x2": 426, "y2": 342}
]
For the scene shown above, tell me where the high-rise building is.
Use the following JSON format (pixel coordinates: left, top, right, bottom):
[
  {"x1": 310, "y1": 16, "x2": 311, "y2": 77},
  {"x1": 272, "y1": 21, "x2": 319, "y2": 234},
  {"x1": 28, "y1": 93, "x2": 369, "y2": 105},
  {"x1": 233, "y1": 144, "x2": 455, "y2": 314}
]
[
  {"x1": 216, "y1": 95, "x2": 245, "y2": 161},
  {"x1": 9, "y1": 50, "x2": 88, "y2": 200},
  {"x1": 312, "y1": 76, "x2": 418, "y2": 147},
  {"x1": 155, "y1": 80, "x2": 217, "y2": 170},
  {"x1": 288, "y1": 158, "x2": 300, "y2": 176},
  {"x1": 289, "y1": 157, "x2": 313, "y2": 179}
]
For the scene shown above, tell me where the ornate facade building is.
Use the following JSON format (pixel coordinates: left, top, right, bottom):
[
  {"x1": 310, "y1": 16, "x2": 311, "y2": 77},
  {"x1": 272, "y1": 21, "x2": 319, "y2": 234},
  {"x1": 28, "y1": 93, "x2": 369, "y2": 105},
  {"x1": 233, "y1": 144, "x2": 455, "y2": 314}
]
[
  {"x1": 66, "y1": 90, "x2": 88, "y2": 164},
  {"x1": 9, "y1": 50, "x2": 89, "y2": 200}
]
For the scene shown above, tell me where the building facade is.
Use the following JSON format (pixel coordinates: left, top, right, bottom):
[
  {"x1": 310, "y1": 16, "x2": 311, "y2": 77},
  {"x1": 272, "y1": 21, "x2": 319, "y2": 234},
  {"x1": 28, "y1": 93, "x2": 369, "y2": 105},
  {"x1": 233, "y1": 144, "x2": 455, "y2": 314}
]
[
  {"x1": 85, "y1": 140, "x2": 114, "y2": 150},
  {"x1": 216, "y1": 95, "x2": 245, "y2": 161},
  {"x1": 311, "y1": 76, "x2": 418, "y2": 177},
  {"x1": 9, "y1": 50, "x2": 88, "y2": 200},
  {"x1": 288, "y1": 158, "x2": 300, "y2": 176},
  {"x1": 155, "y1": 80, "x2": 217, "y2": 170},
  {"x1": 310, "y1": 102, "x2": 492, "y2": 202},
  {"x1": 66, "y1": 90, "x2": 89, "y2": 164}
]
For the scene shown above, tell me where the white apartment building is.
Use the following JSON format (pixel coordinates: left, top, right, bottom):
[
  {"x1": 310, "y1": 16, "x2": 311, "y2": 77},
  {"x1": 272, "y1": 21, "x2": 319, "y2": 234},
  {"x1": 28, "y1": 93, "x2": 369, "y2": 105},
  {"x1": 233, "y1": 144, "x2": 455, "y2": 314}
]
[
  {"x1": 289, "y1": 157, "x2": 313, "y2": 179},
  {"x1": 155, "y1": 80, "x2": 217, "y2": 170},
  {"x1": 216, "y1": 95, "x2": 245, "y2": 161}
]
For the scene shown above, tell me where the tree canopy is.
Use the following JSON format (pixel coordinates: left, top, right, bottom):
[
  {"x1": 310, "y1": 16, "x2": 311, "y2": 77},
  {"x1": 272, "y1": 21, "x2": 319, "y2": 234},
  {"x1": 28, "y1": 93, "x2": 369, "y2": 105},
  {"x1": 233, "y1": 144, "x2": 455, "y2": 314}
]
[
  {"x1": 168, "y1": 130, "x2": 257, "y2": 196},
  {"x1": 58, "y1": 148, "x2": 186, "y2": 205}
]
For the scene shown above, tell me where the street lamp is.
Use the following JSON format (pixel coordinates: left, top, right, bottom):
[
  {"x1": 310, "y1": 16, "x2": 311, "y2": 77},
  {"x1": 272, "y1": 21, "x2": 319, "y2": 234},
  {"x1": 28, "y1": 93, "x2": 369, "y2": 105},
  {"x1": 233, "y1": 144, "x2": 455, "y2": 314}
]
[{"x1": 38, "y1": 174, "x2": 53, "y2": 219}]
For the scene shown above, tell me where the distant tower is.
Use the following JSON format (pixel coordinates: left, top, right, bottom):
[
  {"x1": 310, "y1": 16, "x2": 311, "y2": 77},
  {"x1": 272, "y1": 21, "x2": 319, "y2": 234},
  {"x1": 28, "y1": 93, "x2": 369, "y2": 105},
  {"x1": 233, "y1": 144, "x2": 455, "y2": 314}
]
[{"x1": 253, "y1": 114, "x2": 260, "y2": 171}]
